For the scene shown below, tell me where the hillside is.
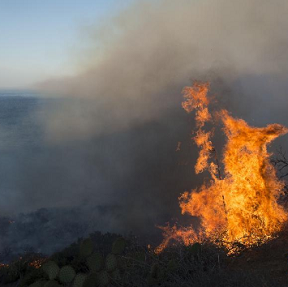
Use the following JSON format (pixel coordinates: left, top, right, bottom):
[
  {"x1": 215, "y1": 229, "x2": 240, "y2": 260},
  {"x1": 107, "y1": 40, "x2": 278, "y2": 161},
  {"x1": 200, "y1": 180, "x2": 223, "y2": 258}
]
[{"x1": 1, "y1": 227, "x2": 288, "y2": 287}]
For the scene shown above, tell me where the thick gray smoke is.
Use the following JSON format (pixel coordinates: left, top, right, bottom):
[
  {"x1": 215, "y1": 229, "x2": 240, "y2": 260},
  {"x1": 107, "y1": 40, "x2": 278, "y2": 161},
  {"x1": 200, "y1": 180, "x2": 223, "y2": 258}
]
[
  {"x1": 1, "y1": 0, "x2": 288, "y2": 258},
  {"x1": 40, "y1": 0, "x2": 288, "y2": 136},
  {"x1": 37, "y1": 0, "x2": 288, "y2": 214}
]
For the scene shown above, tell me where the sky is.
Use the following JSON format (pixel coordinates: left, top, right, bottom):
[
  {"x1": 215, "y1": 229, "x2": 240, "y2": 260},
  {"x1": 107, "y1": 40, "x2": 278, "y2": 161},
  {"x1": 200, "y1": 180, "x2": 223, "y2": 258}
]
[{"x1": 0, "y1": 0, "x2": 135, "y2": 89}]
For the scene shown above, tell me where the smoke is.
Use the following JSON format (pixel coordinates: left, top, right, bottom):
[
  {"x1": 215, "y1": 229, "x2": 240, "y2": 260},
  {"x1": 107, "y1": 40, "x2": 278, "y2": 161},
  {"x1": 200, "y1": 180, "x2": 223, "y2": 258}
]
[
  {"x1": 0, "y1": 206, "x2": 129, "y2": 262},
  {"x1": 38, "y1": 0, "x2": 288, "y2": 210},
  {"x1": 39, "y1": 0, "x2": 288, "y2": 137},
  {"x1": 1, "y1": 0, "x2": 288, "y2": 256}
]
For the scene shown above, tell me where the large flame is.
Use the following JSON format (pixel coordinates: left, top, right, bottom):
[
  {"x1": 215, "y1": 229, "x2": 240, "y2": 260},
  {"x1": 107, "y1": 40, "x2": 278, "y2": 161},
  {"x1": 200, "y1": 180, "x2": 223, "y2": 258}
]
[{"x1": 157, "y1": 82, "x2": 288, "y2": 254}]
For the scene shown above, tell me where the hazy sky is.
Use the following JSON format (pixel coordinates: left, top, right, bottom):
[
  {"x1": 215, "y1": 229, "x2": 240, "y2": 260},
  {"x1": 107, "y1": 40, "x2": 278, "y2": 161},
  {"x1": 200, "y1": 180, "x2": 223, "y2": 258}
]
[{"x1": 0, "y1": 0, "x2": 135, "y2": 89}]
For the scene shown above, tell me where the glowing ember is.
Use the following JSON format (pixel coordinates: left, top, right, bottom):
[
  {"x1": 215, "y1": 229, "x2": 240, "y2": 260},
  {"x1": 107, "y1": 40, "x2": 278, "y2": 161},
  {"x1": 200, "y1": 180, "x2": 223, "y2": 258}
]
[
  {"x1": 0, "y1": 263, "x2": 9, "y2": 269},
  {"x1": 29, "y1": 258, "x2": 46, "y2": 269},
  {"x1": 157, "y1": 82, "x2": 288, "y2": 254}
]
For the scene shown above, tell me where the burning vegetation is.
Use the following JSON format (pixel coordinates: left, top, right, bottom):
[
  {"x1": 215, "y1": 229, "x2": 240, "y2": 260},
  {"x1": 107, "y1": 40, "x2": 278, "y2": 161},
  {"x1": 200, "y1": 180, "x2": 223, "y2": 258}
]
[
  {"x1": 157, "y1": 82, "x2": 288, "y2": 254},
  {"x1": 1, "y1": 83, "x2": 288, "y2": 287}
]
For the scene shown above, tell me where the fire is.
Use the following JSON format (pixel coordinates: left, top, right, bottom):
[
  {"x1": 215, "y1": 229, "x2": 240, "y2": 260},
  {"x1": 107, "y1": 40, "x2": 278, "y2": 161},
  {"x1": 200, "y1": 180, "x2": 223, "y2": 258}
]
[
  {"x1": 182, "y1": 82, "x2": 213, "y2": 174},
  {"x1": 157, "y1": 82, "x2": 288, "y2": 254},
  {"x1": 0, "y1": 263, "x2": 9, "y2": 269},
  {"x1": 29, "y1": 258, "x2": 46, "y2": 269}
]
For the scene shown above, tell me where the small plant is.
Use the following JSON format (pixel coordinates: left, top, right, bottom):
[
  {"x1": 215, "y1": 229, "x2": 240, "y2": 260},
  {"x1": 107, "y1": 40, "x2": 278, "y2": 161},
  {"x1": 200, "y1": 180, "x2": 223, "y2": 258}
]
[
  {"x1": 58, "y1": 265, "x2": 76, "y2": 284},
  {"x1": 42, "y1": 261, "x2": 59, "y2": 280},
  {"x1": 15, "y1": 235, "x2": 127, "y2": 287},
  {"x1": 86, "y1": 252, "x2": 104, "y2": 272},
  {"x1": 72, "y1": 273, "x2": 87, "y2": 287}
]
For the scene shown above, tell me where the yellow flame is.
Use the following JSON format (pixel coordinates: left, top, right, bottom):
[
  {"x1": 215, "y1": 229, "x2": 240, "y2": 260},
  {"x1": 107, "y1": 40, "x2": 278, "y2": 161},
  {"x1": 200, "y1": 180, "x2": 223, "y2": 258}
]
[{"x1": 157, "y1": 82, "x2": 288, "y2": 254}]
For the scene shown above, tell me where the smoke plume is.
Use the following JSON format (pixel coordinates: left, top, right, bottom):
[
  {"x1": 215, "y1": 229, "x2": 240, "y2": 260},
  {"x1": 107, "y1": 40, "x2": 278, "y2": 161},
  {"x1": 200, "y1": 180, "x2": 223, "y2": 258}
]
[{"x1": 1, "y1": 0, "x2": 288, "y2": 257}]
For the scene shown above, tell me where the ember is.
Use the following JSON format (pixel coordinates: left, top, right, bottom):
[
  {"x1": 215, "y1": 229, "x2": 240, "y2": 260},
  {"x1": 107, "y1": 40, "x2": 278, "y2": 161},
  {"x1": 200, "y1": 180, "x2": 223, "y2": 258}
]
[
  {"x1": 29, "y1": 258, "x2": 46, "y2": 269},
  {"x1": 0, "y1": 263, "x2": 9, "y2": 269},
  {"x1": 157, "y1": 82, "x2": 288, "y2": 254}
]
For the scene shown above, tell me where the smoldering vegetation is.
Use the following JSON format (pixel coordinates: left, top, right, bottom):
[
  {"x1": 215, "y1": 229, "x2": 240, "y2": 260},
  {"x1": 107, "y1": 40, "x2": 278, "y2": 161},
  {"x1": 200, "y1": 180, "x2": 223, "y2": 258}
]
[
  {"x1": 1, "y1": 0, "x2": 288, "y2": 261},
  {"x1": 2, "y1": 226, "x2": 288, "y2": 287},
  {"x1": 0, "y1": 206, "x2": 122, "y2": 262},
  {"x1": 0, "y1": 95, "x2": 201, "y2": 261}
]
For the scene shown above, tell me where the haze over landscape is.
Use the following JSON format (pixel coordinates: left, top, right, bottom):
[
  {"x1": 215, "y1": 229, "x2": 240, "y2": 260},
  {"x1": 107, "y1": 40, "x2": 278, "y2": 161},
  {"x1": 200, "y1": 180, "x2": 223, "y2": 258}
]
[{"x1": 1, "y1": 0, "x2": 288, "y2": 267}]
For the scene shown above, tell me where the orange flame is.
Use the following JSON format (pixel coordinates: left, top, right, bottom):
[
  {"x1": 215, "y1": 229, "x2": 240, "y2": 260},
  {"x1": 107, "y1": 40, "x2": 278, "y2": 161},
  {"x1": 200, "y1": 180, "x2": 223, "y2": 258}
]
[
  {"x1": 183, "y1": 82, "x2": 213, "y2": 174},
  {"x1": 29, "y1": 258, "x2": 46, "y2": 269},
  {"x1": 157, "y1": 82, "x2": 288, "y2": 254}
]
